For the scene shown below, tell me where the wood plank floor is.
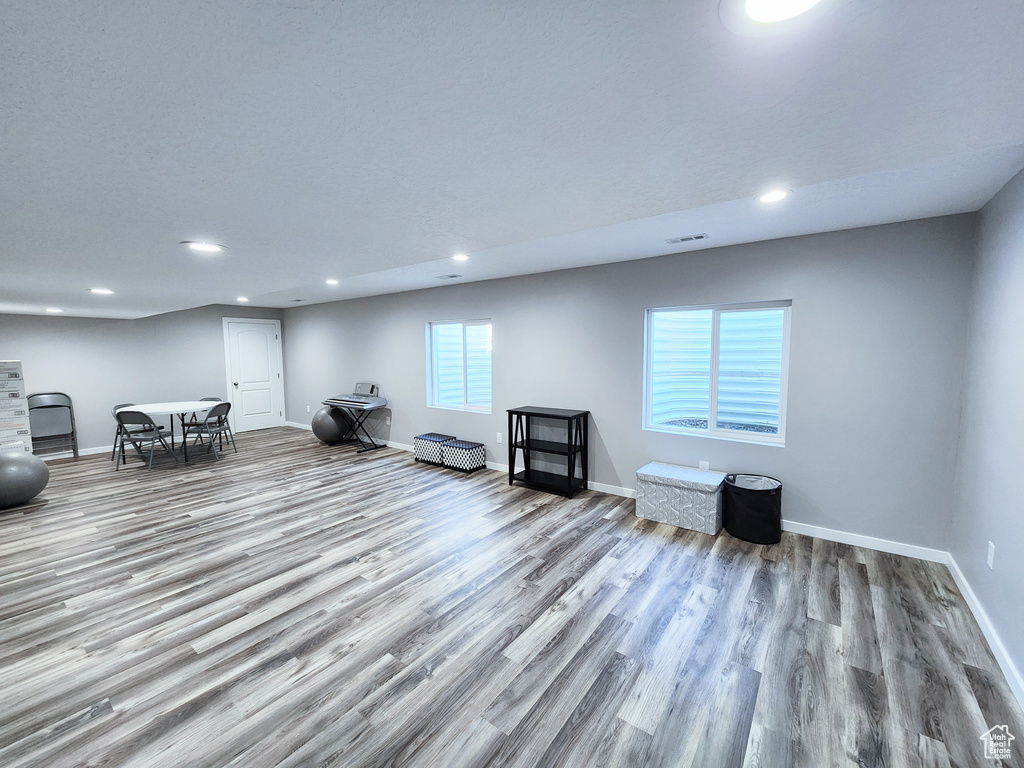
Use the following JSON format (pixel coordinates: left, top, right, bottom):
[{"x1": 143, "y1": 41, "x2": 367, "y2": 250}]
[{"x1": 1, "y1": 427, "x2": 1021, "y2": 768}]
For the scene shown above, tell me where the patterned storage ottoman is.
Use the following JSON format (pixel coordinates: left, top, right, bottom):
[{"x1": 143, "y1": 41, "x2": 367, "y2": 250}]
[
  {"x1": 441, "y1": 440, "x2": 486, "y2": 474},
  {"x1": 414, "y1": 433, "x2": 456, "y2": 465},
  {"x1": 635, "y1": 462, "x2": 727, "y2": 535}
]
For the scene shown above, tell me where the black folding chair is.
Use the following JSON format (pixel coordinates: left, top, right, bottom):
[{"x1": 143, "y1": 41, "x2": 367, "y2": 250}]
[
  {"x1": 115, "y1": 410, "x2": 178, "y2": 470},
  {"x1": 182, "y1": 402, "x2": 237, "y2": 460},
  {"x1": 27, "y1": 392, "x2": 78, "y2": 458},
  {"x1": 111, "y1": 403, "x2": 166, "y2": 461}
]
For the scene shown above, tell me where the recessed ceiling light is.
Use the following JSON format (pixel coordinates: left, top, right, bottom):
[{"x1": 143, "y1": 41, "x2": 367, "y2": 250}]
[
  {"x1": 744, "y1": 0, "x2": 822, "y2": 23},
  {"x1": 90, "y1": 288, "x2": 115, "y2": 295},
  {"x1": 325, "y1": 279, "x2": 339, "y2": 286},
  {"x1": 237, "y1": 296, "x2": 249, "y2": 303},
  {"x1": 45, "y1": 307, "x2": 63, "y2": 313},
  {"x1": 181, "y1": 241, "x2": 225, "y2": 253},
  {"x1": 451, "y1": 254, "x2": 469, "y2": 262},
  {"x1": 720, "y1": 0, "x2": 825, "y2": 35},
  {"x1": 758, "y1": 189, "x2": 790, "y2": 204}
]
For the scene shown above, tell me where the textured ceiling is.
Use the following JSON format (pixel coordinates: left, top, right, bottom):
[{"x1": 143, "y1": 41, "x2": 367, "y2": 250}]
[{"x1": 2, "y1": 0, "x2": 1024, "y2": 318}]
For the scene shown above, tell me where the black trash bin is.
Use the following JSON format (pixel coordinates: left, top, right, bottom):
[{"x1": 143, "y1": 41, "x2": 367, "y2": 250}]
[{"x1": 723, "y1": 474, "x2": 782, "y2": 544}]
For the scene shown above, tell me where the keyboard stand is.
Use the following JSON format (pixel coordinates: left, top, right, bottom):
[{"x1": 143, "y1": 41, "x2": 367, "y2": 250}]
[{"x1": 332, "y1": 405, "x2": 386, "y2": 453}]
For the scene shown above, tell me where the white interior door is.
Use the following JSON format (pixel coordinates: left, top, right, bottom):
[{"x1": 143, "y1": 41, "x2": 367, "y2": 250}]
[{"x1": 223, "y1": 318, "x2": 285, "y2": 432}]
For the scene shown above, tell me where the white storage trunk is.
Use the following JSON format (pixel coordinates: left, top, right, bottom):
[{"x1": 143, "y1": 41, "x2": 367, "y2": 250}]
[{"x1": 635, "y1": 462, "x2": 727, "y2": 535}]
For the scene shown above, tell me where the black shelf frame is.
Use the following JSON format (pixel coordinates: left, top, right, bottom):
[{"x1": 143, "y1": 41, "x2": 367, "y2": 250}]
[{"x1": 507, "y1": 406, "x2": 590, "y2": 498}]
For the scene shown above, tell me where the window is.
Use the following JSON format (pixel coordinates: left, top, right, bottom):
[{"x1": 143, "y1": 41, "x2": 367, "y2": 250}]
[
  {"x1": 644, "y1": 301, "x2": 790, "y2": 444},
  {"x1": 428, "y1": 320, "x2": 492, "y2": 413}
]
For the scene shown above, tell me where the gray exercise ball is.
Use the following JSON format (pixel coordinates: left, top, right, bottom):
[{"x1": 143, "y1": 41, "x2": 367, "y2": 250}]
[
  {"x1": 311, "y1": 406, "x2": 352, "y2": 444},
  {"x1": 0, "y1": 451, "x2": 50, "y2": 509}
]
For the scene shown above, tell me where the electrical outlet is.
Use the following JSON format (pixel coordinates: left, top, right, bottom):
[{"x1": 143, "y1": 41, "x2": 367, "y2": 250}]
[
  {"x1": 699, "y1": 460, "x2": 710, "y2": 471},
  {"x1": 306, "y1": 405, "x2": 310, "y2": 413},
  {"x1": 385, "y1": 416, "x2": 391, "y2": 425},
  {"x1": 987, "y1": 541, "x2": 995, "y2": 570},
  {"x1": 496, "y1": 432, "x2": 503, "y2": 444}
]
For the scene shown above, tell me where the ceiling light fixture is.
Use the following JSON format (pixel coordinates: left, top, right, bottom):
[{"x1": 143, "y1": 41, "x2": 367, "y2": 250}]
[
  {"x1": 325, "y1": 279, "x2": 339, "y2": 286},
  {"x1": 181, "y1": 241, "x2": 225, "y2": 254},
  {"x1": 744, "y1": 0, "x2": 822, "y2": 23},
  {"x1": 758, "y1": 189, "x2": 790, "y2": 204},
  {"x1": 45, "y1": 307, "x2": 63, "y2": 313},
  {"x1": 720, "y1": 0, "x2": 826, "y2": 35},
  {"x1": 90, "y1": 288, "x2": 115, "y2": 295},
  {"x1": 451, "y1": 254, "x2": 469, "y2": 262},
  {"x1": 237, "y1": 296, "x2": 249, "y2": 303}
]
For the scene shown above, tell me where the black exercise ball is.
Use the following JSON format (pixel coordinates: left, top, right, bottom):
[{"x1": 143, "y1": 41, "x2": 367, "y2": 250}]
[
  {"x1": 0, "y1": 451, "x2": 50, "y2": 509},
  {"x1": 311, "y1": 406, "x2": 352, "y2": 444}
]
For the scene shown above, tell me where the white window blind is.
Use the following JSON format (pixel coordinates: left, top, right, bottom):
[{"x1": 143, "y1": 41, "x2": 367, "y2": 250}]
[
  {"x1": 645, "y1": 302, "x2": 789, "y2": 444},
  {"x1": 429, "y1": 320, "x2": 492, "y2": 412}
]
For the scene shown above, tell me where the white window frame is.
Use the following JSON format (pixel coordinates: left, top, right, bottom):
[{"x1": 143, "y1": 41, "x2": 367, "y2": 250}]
[
  {"x1": 643, "y1": 300, "x2": 791, "y2": 446},
  {"x1": 426, "y1": 319, "x2": 492, "y2": 414}
]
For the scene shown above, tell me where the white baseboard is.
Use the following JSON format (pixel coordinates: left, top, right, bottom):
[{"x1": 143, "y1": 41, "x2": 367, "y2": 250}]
[
  {"x1": 945, "y1": 554, "x2": 1024, "y2": 708},
  {"x1": 780, "y1": 520, "x2": 949, "y2": 563},
  {"x1": 285, "y1": 421, "x2": 312, "y2": 431},
  {"x1": 589, "y1": 480, "x2": 636, "y2": 498},
  {"x1": 38, "y1": 445, "x2": 109, "y2": 461}
]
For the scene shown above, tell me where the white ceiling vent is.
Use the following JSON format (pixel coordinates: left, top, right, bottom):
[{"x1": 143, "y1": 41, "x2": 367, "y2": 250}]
[
  {"x1": 665, "y1": 233, "x2": 709, "y2": 245},
  {"x1": 435, "y1": 274, "x2": 462, "y2": 280}
]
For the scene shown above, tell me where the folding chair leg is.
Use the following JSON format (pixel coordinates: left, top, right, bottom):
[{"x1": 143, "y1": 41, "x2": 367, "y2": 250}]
[
  {"x1": 208, "y1": 427, "x2": 219, "y2": 460},
  {"x1": 158, "y1": 434, "x2": 178, "y2": 464}
]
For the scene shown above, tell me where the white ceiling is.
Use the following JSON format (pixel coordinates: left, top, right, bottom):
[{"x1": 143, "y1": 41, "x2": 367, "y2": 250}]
[{"x1": 2, "y1": 0, "x2": 1023, "y2": 319}]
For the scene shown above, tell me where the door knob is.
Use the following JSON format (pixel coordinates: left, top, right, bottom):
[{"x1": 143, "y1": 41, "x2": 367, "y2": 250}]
[{"x1": 233, "y1": 382, "x2": 239, "y2": 387}]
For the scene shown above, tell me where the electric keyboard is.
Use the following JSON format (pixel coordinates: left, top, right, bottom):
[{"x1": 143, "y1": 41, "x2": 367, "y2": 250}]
[{"x1": 322, "y1": 394, "x2": 388, "y2": 411}]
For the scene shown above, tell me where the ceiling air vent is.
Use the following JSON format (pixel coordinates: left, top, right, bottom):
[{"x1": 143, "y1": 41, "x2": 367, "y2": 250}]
[
  {"x1": 435, "y1": 274, "x2": 462, "y2": 280},
  {"x1": 665, "y1": 233, "x2": 709, "y2": 245}
]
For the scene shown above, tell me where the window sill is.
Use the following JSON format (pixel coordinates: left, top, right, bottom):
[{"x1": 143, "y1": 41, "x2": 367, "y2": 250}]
[
  {"x1": 643, "y1": 424, "x2": 785, "y2": 448},
  {"x1": 428, "y1": 404, "x2": 492, "y2": 415}
]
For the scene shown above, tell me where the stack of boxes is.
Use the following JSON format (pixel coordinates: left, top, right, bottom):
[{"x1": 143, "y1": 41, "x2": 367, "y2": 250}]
[
  {"x1": 0, "y1": 361, "x2": 33, "y2": 454},
  {"x1": 413, "y1": 432, "x2": 487, "y2": 474}
]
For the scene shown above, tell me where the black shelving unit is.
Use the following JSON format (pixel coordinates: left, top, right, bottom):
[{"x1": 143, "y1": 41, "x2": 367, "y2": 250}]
[{"x1": 507, "y1": 406, "x2": 590, "y2": 498}]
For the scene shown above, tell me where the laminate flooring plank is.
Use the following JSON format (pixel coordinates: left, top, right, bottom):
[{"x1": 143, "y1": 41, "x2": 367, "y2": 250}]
[
  {"x1": 845, "y1": 663, "x2": 891, "y2": 768},
  {"x1": 483, "y1": 613, "x2": 632, "y2": 768},
  {"x1": 727, "y1": 557, "x2": 782, "y2": 673},
  {"x1": 531, "y1": 651, "x2": 643, "y2": 768},
  {"x1": 740, "y1": 722, "x2": 812, "y2": 768},
  {"x1": 807, "y1": 537, "x2": 842, "y2": 626},
  {"x1": 918, "y1": 734, "x2": 953, "y2": 768},
  {"x1": 796, "y1": 618, "x2": 846, "y2": 768},
  {"x1": 749, "y1": 533, "x2": 812, "y2": 741},
  {"x1": 501, "y1": 550, "x2": 623, "y2": 667},
  {"x1": 964, "y1": 663, "x2": 1024, "y2": 768},
  {"x1": 616, "y1": 583, "x2": 716, "y2": 735},
  {"x1": 689, "y1": 662, "x2": 762, "y2": 768},
  {"x1": 838, "y1": 557, "x2": 883, "y2": 675},
  {"x1": 402, "y1": 715, "x2": 508, "y2": 768},
  {"x1": 483, "y1": 579, "x2": 631, "y2": 735},
  {"x1": 643, "y1": 561, "x2": 760, "y2": 768}
]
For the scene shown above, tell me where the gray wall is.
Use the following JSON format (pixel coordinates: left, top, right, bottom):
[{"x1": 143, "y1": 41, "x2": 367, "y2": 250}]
[
  {"x1": 950, "y1": 169, "x2": 1024, "y2": 678},
  {"x1": 0, "y1": 304, "x2": 282, "y2": 452},
  {"x1": 283, "y1": 215, "x2": 976, "y2": 550}
]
